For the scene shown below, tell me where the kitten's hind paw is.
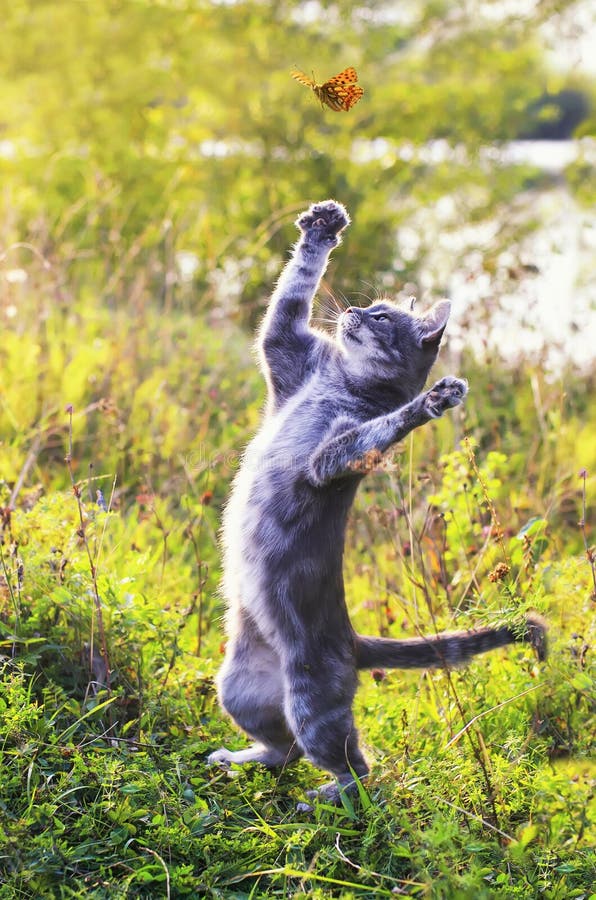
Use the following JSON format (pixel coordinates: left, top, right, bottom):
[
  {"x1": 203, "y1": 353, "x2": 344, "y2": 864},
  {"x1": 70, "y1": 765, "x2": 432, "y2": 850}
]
[
  {"x1": 207, "y1": 743, "x2": 301, "y2": 768},
  {"x1": 296, "y1": 774, "x2": 368, "y2": 813},
  {"x1": 296, "y1": 200, "x2": 350, "y2": 245},
  {"x1": 206, "y1": 748, "x2": 235, "y2": 767},
  {"x1": 424, "y1": 376, "x2": 468, "y2": 419}
]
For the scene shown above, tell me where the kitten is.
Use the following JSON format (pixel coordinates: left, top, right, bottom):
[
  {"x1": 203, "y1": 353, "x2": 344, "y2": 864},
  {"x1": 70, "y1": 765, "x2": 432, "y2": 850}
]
[{"x1": 208, "y1": 200, "x2": 546, "y2": 802}]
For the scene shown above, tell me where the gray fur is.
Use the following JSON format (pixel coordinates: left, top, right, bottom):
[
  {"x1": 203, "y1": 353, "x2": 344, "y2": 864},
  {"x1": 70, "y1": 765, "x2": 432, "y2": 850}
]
[{"x1": 208, "y1": 200, "x2": 547, "y2": 799}]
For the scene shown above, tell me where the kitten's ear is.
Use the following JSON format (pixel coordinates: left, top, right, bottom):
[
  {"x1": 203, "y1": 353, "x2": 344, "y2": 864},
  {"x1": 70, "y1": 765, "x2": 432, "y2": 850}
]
[{"x1": 419, "y1": 300, "x2": 451, "y2": 347}]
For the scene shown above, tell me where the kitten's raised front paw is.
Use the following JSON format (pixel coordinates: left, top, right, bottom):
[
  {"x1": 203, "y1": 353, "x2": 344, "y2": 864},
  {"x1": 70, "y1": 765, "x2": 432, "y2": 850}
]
[
  {"x1": 296, "y1": 200, "x2": 350, "y2": 245},
  {"x1": 424, "y1": 376, "x2": 468, "y2": 419}
]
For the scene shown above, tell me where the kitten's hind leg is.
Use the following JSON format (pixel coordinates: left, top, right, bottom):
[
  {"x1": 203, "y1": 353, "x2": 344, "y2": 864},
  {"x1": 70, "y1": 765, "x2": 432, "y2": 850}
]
[
  {"x1": 284, "y1": 650, "x2": 369, "y2": 801},
  {"x1": 208, "y1": 614, "x2": 302, "y2": 769}
]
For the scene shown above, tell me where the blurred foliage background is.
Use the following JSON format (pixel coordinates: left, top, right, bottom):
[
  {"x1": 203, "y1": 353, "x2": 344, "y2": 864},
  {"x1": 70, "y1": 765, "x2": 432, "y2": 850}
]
[
  {"x1": 1, "y1": 0, "x2": 595, "y2": 327},
  {"x1": 0, "y1": 2, "x2": 595, "y2": 896}
]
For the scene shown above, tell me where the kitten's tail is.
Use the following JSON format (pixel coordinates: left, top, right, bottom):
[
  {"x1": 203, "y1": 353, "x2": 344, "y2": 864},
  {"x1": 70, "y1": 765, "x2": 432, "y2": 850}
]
[{"x1": 355, "y1": 613, "x2": 547, "y2": 670}]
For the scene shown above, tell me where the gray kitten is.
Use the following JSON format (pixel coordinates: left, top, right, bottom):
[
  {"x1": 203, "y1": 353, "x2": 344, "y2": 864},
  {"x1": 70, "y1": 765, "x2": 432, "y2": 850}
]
[{"x1": 209, "y1": 200, "x2": 546, "y2": 802}]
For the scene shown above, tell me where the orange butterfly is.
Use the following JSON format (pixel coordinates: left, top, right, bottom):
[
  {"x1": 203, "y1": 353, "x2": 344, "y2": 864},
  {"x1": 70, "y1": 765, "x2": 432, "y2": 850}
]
[{"x1": 291, "y1": 67, "x2": 364, "y2": 112}]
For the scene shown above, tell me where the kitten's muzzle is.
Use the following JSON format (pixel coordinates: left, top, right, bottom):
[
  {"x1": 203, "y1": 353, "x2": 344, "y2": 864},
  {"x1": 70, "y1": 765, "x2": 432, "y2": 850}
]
[
  {"x1": 344, "y1": 307, "x2": 362, "y2": 321},
  {"x1": 340, "y1": 307, "x2": 364, "y2": 343},
  {"x1": 342, "y1": 307, "x2": 363, "y2": 329}
]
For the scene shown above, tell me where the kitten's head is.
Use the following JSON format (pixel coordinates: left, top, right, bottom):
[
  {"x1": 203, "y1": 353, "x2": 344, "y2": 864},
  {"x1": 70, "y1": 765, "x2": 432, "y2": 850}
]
[{"x1": 336, "y1": 299, "x2": 451, "y2": 398}]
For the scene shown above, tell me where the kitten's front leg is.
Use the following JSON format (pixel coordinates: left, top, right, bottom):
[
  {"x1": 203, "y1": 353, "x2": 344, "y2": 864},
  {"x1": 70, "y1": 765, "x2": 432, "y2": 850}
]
[
  {"x1": 309, "y1": 376, "x2": 468, "y2": 485},
  {"x1": 260, "y1": 200, "x2": 351, "y2": 407},
  {"x1": 261, "y1": 200, "x2": 350, "y2": 337}
]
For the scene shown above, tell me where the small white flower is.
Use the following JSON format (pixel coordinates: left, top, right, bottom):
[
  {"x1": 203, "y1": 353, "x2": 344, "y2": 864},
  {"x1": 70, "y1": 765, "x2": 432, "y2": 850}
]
[{"x1": 5, "y1": 268, "x2": 27, "y2": 284}]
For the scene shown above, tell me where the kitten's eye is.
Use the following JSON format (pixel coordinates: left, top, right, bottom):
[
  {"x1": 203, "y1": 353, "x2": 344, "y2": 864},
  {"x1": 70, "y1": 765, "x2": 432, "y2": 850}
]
[{"x1": 371, "y1": 313, "x2": 389, "y2": 322}]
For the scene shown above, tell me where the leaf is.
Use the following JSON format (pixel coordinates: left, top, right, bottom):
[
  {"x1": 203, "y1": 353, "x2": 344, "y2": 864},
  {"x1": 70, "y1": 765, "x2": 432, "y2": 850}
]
[
  {"x1": 571, "y1": 672, "x2": 592, "y2": 692},
  {"x1": 517, "y1": 823, "x2": 538, "y2": 848},
  {"x1": 516, "y1": 517, "x2": 547, "y2": 538}
]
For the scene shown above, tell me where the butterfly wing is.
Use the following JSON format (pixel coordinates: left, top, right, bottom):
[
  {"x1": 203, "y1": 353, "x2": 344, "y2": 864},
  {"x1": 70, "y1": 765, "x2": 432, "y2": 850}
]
[
  {"x1": 341, "y1": 84, "x2": 364, "y2": 111},
  {"x1": 320, "y1": 68, "x2": 363, "y2": 111},
  {"x1": 291, "y1": 69, "x2": 316, "y2": 89},
  {"x1": 326, "y1": 67, "x2": 359, "y2": 86},
  {"x1": 317, "y1": 83, "x2": 348, "y2": 111}
]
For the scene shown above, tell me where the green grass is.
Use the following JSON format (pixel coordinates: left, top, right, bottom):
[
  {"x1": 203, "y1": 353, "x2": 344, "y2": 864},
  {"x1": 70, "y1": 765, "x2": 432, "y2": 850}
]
[{"x1": 0, "y1": 256, "x2": 595, "y2": 899}]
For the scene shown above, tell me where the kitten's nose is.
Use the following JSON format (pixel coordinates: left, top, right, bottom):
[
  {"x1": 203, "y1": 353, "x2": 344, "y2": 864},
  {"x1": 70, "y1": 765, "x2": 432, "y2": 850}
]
[{"x1": 345, "y1": 307, "x2": 360, "y2": 316}]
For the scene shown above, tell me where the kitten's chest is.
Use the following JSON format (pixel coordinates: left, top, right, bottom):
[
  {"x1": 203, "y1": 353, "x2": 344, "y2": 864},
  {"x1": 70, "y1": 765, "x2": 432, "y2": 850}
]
[
  {"x1": 249, "y1": 379, "x2": 323, "y2": 465},
  {"x1": 221, "y1": 387, "x2": 315, "y2": 604},
  {"x1": 225, "y1": 381, "x2": 317, "y2": 521}
]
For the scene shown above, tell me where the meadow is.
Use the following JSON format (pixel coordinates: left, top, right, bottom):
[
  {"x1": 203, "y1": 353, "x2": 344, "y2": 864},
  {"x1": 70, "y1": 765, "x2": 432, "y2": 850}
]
[{"x1": 1, "y1": 1, "x2": 595, "y2": 897}]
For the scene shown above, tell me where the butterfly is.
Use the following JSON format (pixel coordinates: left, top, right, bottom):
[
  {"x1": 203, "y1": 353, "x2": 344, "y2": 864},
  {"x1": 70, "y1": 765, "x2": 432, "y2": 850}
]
[{"x1": 291, "y1": 67, "x2": 364, "y2": 112}]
